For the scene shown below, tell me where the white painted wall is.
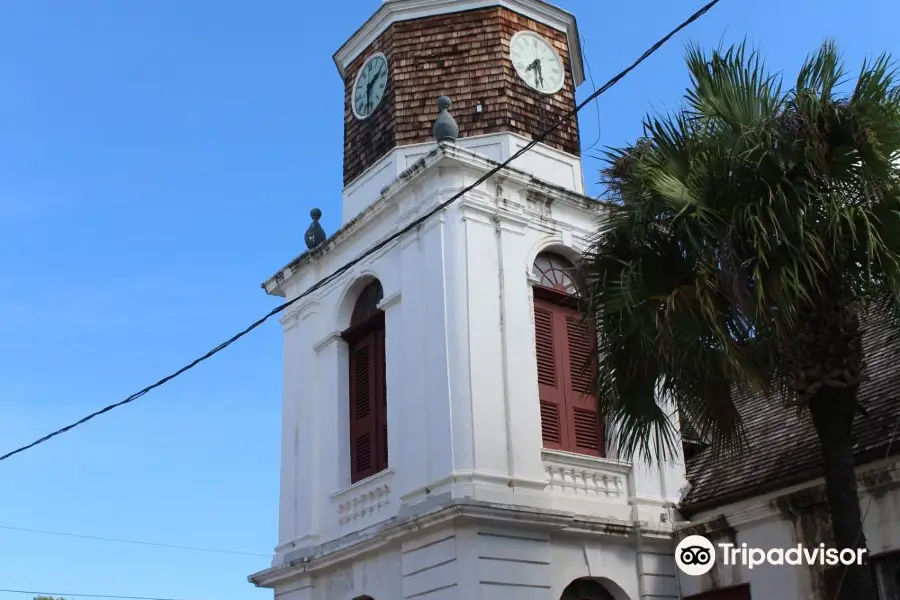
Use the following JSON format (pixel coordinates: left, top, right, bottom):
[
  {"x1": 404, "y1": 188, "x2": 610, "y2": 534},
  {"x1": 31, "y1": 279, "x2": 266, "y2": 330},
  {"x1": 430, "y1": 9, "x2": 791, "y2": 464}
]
[
  {"x1": 341, "y1": 132, "x2": 586, "y2": 224},
  {"x1": 254, "y1": 514, "x2": 678, "y2": 600},
  {"x1": 254, "y1": 143, "x2": 687, "y2": 599},
  {"x1": 269, "y1": 144, "x2": 686, "y2": 556},
  {"x1": 677, "y1": 456, "x2": 900, "y2": 599}
]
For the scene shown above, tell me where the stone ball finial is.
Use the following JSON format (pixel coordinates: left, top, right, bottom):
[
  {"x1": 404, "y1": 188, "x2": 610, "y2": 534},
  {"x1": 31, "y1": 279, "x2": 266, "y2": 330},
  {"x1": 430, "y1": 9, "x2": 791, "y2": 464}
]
[
  {"x1": 305, "y1": 207, "x2": 326, "y2": 250},
  {"x1": 432, "y1": 95, "x2": 459, "y2": 143}
]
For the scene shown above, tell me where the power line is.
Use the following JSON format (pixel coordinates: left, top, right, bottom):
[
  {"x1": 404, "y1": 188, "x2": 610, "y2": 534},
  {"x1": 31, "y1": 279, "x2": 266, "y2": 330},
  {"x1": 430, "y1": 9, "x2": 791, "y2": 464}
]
[
  {"x1": 579, "y1": 34, "x2": 603, "y2": 154},
  {"x1": 0, "y1": 589, "x2": 202, "y2": 600},
  {"x1": 0, "y1": 0, "x2": 723, "y2": 464},
  {"x1": 0, "y1": 524, "x2": 267, "y2": 558}
]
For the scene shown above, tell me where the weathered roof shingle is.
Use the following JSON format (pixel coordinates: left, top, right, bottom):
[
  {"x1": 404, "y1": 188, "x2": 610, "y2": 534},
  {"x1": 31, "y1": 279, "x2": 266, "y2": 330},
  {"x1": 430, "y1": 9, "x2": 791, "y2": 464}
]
[{"x1": 680, "y1": 316, "x2": 900, "y2": 515}]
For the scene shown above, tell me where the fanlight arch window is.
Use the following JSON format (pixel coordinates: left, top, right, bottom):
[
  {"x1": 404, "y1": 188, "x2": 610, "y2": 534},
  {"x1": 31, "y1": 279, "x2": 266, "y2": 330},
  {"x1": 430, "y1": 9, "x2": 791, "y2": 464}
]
[
  {"x1": 531, "y1": 252, "x2": 603, "y2": 457},
  {"x1": 342, "y1": 279, "x2": 388, "y2": 484},
  {"x1": 350, "y1": 280, "x2": 384, "y2": 326},
  {"x1": 533, "y1": 252, "x2": 580, "y2": 296}
]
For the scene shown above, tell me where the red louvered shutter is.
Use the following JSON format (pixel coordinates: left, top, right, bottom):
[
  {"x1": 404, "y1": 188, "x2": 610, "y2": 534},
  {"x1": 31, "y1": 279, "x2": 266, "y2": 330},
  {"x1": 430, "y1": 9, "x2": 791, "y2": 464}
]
[
  {"x1": 562, "y1": 308, "x2": 603, "y2": 457},
  {"x1": 349, "y1": 331, "x2": 378, "y2": 483},
  {"x1": 374, "y1": 326, "x2": 388, "y2": 472},
  {"x1": 534, "y1": 298, "x2": 568, "y2": 450}
]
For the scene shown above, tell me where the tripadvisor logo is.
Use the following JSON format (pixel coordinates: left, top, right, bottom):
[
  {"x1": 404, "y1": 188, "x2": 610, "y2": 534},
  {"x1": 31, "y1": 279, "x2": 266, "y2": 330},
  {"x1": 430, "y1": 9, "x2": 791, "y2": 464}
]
[
  {"x1": 676, "y1": 535, "x2": 717, "y2": 576},
  {"x1": 675, "y1": 534, "x2": 867, "y2": 576}
]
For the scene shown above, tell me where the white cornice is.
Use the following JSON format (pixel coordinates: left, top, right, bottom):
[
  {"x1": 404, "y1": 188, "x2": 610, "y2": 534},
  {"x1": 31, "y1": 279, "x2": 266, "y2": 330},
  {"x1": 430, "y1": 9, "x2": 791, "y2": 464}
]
[
  {"x1": 261, "y1": 184, "x2": 402, "y2": 298},
  {"x1": 248, "y1": 498, "x2": 656, "y2": 589},
  {"x1": 333, "y1": 0, "x2": 584, "y2": 86},
  {"x1": 261, "y1": 142, "x2": 601, "y2": 297}
]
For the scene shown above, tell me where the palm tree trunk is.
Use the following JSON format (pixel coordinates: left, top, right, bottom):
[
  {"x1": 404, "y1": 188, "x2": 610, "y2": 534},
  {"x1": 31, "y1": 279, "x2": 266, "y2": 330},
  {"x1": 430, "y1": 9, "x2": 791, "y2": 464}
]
[{"x1": 809, "y1": 387, "x2": 877, "y2": 600}]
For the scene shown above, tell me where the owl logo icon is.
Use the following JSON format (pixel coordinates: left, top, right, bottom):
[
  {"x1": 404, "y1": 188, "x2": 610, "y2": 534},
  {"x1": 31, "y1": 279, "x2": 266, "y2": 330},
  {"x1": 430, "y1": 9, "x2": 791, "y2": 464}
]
[{"x1": 676, "y1": 535, "x2": 716, "y2": 576}]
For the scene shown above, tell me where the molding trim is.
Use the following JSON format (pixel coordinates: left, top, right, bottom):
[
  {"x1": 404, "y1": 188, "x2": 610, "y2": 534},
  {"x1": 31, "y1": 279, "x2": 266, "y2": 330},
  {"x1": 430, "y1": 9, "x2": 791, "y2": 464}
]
[
  {"x1": 275, "y1": 533, "x2": 320, "y2": 556},
  {"x1": 249, "y1": 498, "x2": 662, "y2": 589},
  {"x1": 458, "y1": 196, "x2": 533, "y2": 233},
  {"x1": 377, "y1": 291, "x2": 402, "y2": 311},
  {"x1": 400, "y1": 470, "x2": 548, "y2": 502},
  {"x1": 261, "y1": 180, "x2": 402, "y2": 298},
  {"x1": 630, "y1": 495, "x2": 671, "y2": 508},
  {"x1": 328, "y1": 468, "x2": 396, "y2": 500},
  {"x1": 280, "y1": 299, "x2": 321, "y2": 332},
  {"x1": 419, "y1": 208, "x2": 447, "y2": 234},
  {"x1": 313, "y1": 331, "x2": 344, "y2": 352},
  {"x1": 279, "y1": 312, "x2": 300, "y2": 332},
  {"x1": 262, "y1": 142, "x2": 600, "y2": 296}
]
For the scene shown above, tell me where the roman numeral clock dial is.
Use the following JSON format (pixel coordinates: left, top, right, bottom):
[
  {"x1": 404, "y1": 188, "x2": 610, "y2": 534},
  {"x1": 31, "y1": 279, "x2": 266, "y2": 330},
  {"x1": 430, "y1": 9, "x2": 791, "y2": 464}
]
[
  {"x1": 509, "y1": 31, "x2": 564, "y2": 95},
  {"x1": 352, "y1": 53, "x2": 389, "y2": 120}
]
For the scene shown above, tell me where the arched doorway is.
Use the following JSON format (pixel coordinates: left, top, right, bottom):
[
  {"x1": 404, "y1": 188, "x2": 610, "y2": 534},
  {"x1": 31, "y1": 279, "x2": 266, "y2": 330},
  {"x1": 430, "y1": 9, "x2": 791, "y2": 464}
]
[{"x1": 561, "y1": 578, "x2": 616, "y2": 600}]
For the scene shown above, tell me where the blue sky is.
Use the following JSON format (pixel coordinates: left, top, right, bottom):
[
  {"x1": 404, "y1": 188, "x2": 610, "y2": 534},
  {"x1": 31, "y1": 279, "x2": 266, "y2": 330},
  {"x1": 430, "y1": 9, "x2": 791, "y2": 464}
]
[{"x1": 0, "y1": 1, "x2": 897, "y2": 599}]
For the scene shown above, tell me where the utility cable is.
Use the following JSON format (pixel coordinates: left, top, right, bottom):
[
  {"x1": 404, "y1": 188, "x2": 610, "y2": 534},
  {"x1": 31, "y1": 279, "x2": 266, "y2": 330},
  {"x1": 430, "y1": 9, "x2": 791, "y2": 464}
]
[
  {"x1": 0, "y1": 524, "x2": 267, "y2": 557},
  {"x1": 579, "y1": 34, "x2": 603, "y2": 154},
  {"x1": 0, "y1": 0, "x2": 723, "y2": 463}
]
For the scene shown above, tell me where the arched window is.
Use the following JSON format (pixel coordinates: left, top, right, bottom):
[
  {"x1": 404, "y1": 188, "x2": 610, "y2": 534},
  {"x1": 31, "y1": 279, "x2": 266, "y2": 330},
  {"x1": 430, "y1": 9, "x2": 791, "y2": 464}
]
[
  {"x1": 534, "y1": 252, "x2": 580, "y2": 295},
  {"x1": 342, "y1": 280, "x2": 388, "y2": 484},
  {"x1": 532, "y1": 252, "x2": 603, "y2": 457},
  {"x1": 560, "y1": 578, "x2": 616, "y2": 600}
]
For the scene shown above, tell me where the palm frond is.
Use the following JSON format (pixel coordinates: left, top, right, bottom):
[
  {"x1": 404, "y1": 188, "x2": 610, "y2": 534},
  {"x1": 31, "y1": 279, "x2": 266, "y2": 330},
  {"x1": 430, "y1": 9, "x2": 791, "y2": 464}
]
[{"x1": 584, "y1": 41, "x2": 900, "y2": 463}]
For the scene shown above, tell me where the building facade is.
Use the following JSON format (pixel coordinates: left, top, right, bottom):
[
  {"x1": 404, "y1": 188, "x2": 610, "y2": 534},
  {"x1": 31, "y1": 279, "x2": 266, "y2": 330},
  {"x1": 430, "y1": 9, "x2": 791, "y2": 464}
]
[
  {"x1": 677, "y1": 321, "x2": 900, "y2": 600},
  {"x1": 248, "y1": 1, "x2": 687, "y2": 599}
]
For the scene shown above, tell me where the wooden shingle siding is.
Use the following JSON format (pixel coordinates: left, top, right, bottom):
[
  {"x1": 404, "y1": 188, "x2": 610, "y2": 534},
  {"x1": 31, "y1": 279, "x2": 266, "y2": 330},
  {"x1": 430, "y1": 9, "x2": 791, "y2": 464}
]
[{"x1": 342, "y1": 7, "x2": 581, "y2": 185}]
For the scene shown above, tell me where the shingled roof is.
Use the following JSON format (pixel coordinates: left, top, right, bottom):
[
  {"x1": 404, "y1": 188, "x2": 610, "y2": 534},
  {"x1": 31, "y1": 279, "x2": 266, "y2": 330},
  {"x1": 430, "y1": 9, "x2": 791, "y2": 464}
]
[{"x1": 679, "y1": 315, "x2": 900, "y2": 516}]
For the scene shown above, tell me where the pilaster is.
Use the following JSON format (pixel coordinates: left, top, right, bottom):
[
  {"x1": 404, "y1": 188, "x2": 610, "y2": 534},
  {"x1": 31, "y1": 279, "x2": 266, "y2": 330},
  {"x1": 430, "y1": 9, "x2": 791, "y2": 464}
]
[
  {"x1": 497, "y1": 205, "x2": 548, "y2": 485},
  {"x1": 315, "y1": 331, "x2": 349, "y2": 534},
  {"x1": 395, "y1": 226, "x2": 429, "y2": 499},
  {"x1": 418, "y1": 209, "x2": 455, "y2": 482},
  {"x1": 277, "y1": 301, "x2": 322, "y2": 556},
  {"x1": 460, "y1": 201, "x2": 509, "y2": 476}
]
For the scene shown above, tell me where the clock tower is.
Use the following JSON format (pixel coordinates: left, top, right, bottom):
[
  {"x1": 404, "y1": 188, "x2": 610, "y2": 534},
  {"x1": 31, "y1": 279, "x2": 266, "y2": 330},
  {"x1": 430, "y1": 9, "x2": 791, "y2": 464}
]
[
  {"x1": 250, "y1": 2, "x2": 687, "y2": 600},
  {"x1": 335, "y1": 0, "x2": 588, "y2": 223}
]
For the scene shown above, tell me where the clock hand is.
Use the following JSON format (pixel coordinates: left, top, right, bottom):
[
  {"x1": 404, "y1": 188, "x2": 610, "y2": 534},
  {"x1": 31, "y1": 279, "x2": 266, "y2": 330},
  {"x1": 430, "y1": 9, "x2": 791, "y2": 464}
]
[
  {"x1": 525, "y1": 58, "x2": 542, "y2": 87},
  {"x1": 366, "y1": 74, "x2": 380, "y2": 112}
]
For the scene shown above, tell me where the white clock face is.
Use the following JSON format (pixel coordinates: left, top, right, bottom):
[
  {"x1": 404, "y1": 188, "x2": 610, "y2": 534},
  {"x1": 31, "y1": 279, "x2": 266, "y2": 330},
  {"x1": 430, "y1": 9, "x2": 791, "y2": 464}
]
[
  {"x1": 352, "y1": 53, "x2": 389, "y2": 120},
  {"x1": 509, "y1": 31, "x2": 565, "y2": 94}
]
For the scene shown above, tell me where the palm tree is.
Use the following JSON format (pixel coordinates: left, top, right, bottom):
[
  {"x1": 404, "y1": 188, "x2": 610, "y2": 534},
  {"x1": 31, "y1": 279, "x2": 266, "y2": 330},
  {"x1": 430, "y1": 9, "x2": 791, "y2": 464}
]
[{"x1": 581, "y1": 41, "x2": 900, "y2": 599}]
